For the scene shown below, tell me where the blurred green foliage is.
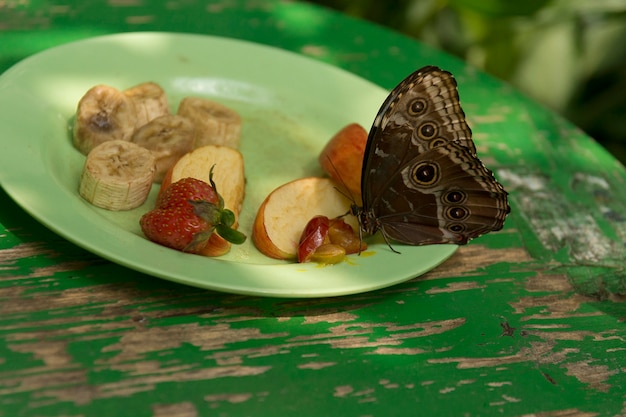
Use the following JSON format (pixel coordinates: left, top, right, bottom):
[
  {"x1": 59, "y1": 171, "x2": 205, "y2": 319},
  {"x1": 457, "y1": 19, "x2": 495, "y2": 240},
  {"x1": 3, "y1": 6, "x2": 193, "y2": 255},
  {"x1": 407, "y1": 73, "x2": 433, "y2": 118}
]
[{"x1": 308, "y1": 0, "x2": 626, "y2": 163}]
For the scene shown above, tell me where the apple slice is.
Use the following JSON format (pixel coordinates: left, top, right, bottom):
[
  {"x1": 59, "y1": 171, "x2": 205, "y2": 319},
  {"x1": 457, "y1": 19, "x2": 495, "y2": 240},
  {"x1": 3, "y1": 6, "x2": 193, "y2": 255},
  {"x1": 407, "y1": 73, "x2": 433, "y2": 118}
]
[
  {"x1": 318, "y1": 123, "x2": 368, "y2": 203},
  {"x1": 159, "y1": 145, "x2": 245, "y2": 257},
  {"x1": 252, "y1": 177, "x2": 359, "y2": 260}
]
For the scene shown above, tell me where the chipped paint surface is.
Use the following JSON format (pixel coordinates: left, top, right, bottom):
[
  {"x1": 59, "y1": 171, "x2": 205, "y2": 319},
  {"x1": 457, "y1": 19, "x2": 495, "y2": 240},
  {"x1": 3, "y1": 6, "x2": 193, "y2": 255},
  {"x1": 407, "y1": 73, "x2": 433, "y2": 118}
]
[
  {"x1": 1, "y1": 221, "x2": 624, "y2": 416},
  {"x1": 1, "y1": 1, "x2": 626, "y2": 416}
]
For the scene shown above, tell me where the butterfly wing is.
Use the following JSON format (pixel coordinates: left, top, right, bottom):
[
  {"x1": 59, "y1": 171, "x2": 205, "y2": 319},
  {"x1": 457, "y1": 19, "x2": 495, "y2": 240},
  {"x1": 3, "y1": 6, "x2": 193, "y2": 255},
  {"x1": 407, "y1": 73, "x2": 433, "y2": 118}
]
[
  {"x1": 361, "y1": 66, "x2": 476, "y2": 209},
  {"x1": 372, "y1": 142, "x2": 509, "y2": 245},
  {"x1": 359, "y1": 66, "x2": 509, "y2": 245}
]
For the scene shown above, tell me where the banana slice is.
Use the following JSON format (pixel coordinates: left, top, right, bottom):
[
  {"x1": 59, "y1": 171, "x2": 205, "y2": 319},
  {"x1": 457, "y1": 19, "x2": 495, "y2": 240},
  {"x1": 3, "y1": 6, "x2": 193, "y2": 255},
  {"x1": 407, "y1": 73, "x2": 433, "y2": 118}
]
[
  {"x1": 131, "y1": 114, "x2": 196, "y2": 182},
  {"x1": 79, "y1": 140, "x2": 156, "y2": 211},
  {"x1": 124, "y1": 82, "x2": 169, "y2": 128},
  {"x1": 177, "y1": 97, "x2": 241, "y2": 149},
  {"x1": 73, "y1": 85, "x2": 137, "y2": 155}
]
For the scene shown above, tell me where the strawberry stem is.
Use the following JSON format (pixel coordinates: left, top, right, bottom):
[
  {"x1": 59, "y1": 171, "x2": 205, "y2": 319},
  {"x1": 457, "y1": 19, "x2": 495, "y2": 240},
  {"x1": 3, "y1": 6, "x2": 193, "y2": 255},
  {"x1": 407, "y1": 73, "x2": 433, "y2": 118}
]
[
  {"x1": 208, "y1": 165, "x2": 225, "y2": 210},
  {"x1": 189, "y1": 200, "x2": 221, "y2": 224},
  {"x1": 188, "y1": 166, "x2": 247, "y2": 245},
  {"x1": 220, "y1": 209, "x2": 236, "y2": 228},
  {"x1": 216, "y1": 225, "x2": 247, "y2": 245},
  {"x1": 184, "y1": 229, "x2": 215, "y2": 253}
]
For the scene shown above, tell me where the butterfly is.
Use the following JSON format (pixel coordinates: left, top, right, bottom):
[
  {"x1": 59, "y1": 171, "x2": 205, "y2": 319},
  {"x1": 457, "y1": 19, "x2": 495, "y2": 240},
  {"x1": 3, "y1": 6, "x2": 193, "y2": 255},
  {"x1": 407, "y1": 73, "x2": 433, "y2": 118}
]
[{"x1": 351, "y1": 66, "x2": 510, "y2": 249}]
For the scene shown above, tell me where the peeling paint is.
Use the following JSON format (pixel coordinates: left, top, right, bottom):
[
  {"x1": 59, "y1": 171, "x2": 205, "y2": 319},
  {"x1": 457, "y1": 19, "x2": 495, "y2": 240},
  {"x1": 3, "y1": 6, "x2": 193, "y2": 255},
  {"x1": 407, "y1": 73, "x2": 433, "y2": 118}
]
[
  {"x1": 297, "y1": 362, "x2": 336, "y2": 370},
  {"x1": 563, "y1": 361, "x2": 618, "y2": 392},
  {"x1": 425, "y1": 281, "x2": 485, "y2": 294}
]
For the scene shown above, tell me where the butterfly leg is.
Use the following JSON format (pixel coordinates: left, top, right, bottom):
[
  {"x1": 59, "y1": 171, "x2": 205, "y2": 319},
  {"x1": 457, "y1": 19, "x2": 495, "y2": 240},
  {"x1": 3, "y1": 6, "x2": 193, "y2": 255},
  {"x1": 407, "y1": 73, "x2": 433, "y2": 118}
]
[{"x1": 381, "y1": 230, "x2": 401, "y2": 254}]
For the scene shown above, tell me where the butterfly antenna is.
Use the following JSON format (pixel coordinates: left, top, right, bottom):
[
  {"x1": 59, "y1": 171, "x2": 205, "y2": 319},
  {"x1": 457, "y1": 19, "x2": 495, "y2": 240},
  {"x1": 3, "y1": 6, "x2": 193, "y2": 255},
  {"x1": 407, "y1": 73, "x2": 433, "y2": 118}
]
[
  {"x1": 322, "y1": 156, "x2": 376, "y2": 256},
  {"x1": 324, "y1": 155, "x2": 358, "y2": 206}
]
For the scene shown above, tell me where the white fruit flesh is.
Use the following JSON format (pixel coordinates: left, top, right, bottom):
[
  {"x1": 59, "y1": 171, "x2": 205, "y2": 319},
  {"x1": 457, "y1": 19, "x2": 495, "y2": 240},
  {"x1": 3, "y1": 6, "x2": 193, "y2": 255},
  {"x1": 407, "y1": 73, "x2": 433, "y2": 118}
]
[
  {"x1": 177, "y1": 97, "x2": 241, "y2": 149},
  {"x1": 257, "y1": 177, "x2": 358, "y2": 257},
  {"x1": 124, "y1": 82, "x2": 170, "y2": 128},
  {"x1": 131, "y1": 114, "x2": 196, "y2": 182},
  {"x1": 79, "y1": 140, "x2": 156, "y2": 210},
  {"x1": 73, "y1": 85, "x2": 137, "y2": 155},
  {"x1": 168, "y1": 145, "x2": 245, "y2": 217}
]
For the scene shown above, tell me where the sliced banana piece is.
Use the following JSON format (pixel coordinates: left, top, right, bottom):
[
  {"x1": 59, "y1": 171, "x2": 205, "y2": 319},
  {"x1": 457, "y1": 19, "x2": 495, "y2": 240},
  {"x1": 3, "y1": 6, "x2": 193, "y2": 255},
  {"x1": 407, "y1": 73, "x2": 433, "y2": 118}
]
[
  {"x1": 177, "y1": 97, "x2": 241, "y2": 149},
  {"x1": 124, "y1": 82, "x2": 169, "y2": 128},
  {"x1": 131, "y1": 114, "x2": 196, "y2": 182},
  {"x1": 79, "y1": 140, "x2": 156, "y2": 211},
  {"x1": 73, "y1": 85, "x2": 137, "y2": 155}
]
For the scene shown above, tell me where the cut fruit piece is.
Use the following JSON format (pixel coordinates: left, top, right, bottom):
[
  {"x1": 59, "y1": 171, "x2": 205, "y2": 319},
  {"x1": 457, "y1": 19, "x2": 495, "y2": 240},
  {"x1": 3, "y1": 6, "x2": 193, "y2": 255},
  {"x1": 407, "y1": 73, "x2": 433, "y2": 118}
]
[
  {"x1": 310, "y1": 244, "x2": 346, "y2": 265},
  {"x1": 73, "y1": 84, "x2": 137, "y2": 155},
  {"x1": 298, "y1": 215, "x2": 331, "y2": 263},
  {"x1": 131, "y1": 114, "x2": 196, "y2": 182},
  {"x1": 177, "y1": 97, "x2": 241, "y2": 149},
  {"x1": 160, "y1": 145, "x2": 245, "y2": 218},
  {"x1": 252, "y1": 177, "x2": 358, "y2": 260},
  {"x1": 123, "y1": 81, "x2": 170, "y2": 128},
  {"x1": 318, "y1": 123, "x2": 368, "y2": 203},
  {"x1": 158, "y1": 145, "x2": 246, "y2": 257},
  {"x1": 79, "y1": 140, "x2": 156, "y2": 210}
]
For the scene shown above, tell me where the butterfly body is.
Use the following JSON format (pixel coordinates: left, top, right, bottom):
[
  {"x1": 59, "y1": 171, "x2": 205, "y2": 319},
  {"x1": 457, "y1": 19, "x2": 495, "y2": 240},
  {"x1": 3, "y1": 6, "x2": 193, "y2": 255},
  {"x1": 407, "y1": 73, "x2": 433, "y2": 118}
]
[{"x1": 354, "y1": 66, "x2": 509, "y2": 247}]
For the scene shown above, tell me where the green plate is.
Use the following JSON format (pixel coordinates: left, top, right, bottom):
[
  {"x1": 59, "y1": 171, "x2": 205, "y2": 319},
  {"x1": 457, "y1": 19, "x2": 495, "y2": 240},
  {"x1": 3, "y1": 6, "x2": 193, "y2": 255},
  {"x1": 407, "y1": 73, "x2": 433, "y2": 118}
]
[{"x1": 0, "y1": 32, "x2": 456, "y2": 297}]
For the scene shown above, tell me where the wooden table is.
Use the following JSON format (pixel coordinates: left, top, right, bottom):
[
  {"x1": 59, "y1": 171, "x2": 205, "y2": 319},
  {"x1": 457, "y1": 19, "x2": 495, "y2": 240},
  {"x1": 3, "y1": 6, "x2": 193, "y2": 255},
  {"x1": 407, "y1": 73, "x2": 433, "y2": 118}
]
[{"x1": 1, "y1": 1, "x2": 625, "y2": 416}]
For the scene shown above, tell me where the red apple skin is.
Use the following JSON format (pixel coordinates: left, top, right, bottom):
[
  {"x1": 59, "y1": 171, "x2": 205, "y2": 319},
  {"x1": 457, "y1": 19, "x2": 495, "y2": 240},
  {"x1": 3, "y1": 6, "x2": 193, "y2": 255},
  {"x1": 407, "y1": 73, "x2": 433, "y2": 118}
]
[
  {"x1": 158, "y1": 165, "x2": 175, "y2": 200},
  {"x1": 297, "y1": 216, "x2": 366, "y2": 263},
  {"x1": 298, "y1": 216, "x2": 330, "y2": 263},
  {"x1": 318, "y1": 123, "x2": 368, "y2": 203},
  {"x1": 252, "y1": 202, "x2": 293, "y2": 260}
]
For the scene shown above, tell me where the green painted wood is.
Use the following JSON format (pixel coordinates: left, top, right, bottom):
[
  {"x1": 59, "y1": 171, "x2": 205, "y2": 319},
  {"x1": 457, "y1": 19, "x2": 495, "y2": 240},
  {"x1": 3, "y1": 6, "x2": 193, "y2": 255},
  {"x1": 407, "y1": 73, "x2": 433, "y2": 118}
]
[{"x1": 1, "y1": 1, "x2": 625, "y2": 416}]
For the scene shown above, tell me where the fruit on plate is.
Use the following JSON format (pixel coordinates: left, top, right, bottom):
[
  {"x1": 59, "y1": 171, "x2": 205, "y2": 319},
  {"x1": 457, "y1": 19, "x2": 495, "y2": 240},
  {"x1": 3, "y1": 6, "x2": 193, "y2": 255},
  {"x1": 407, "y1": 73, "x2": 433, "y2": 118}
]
[
  {"x1": 160, "y1": 145, "x2": 245, "y2": 219},
  {"x1": 298, "y1": 215, "x2": 331, "y2": 263},
  {"x1": 140, "y1": 174, "x2": 246, "y2": 256},
  {"x1": 327, "y1": 216, "x2": 366, "y2": 255},
  {"x1": 318, "y1": 123, "x2": 368, "y2": 202},
  {"x1": 252, "y1": 177, "x2": 358, "y2": 260},
  {"x1": 131, "y1": 114, "x2": 196, "y2": 182},
  {"x1": 79, "y1": 140, "x2": 156, "y2": 210},
  {"x1": 123, "y1": 81, "x2": 170, "y2": 128},
  {"x1": 297, "y1": 215, "x2": 367, "y2": 264},
  {"x1": 158, "y1": 145, "x2": 246, "y2": 257},
  {"x1": 73, "y1": 85, "x2": 138, "y2": 155},
  {"x1": 177, "y1": 97, "x2": 241, "y2": 149},
  {"x1": 310, "y1": 244, "x2": 347, "y2": 265}
]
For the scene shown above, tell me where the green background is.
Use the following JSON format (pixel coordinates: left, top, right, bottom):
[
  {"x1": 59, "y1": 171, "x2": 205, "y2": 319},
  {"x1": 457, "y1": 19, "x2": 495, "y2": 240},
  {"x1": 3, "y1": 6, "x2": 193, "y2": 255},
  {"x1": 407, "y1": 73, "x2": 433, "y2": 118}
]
[{"x1": 309, "y1": 0, "x2": 626, "y2": 163}]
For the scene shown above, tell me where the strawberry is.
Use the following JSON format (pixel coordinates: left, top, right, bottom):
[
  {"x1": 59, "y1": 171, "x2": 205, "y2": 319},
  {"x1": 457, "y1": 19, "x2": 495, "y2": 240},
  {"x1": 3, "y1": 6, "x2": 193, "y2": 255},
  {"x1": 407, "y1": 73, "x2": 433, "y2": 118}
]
[
  {"x1": 155, "y1": 176, "x2": 218, "y2": 210},
  {"x1": 140, "y1": 168, "x2": 246, "y2": 253}
]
